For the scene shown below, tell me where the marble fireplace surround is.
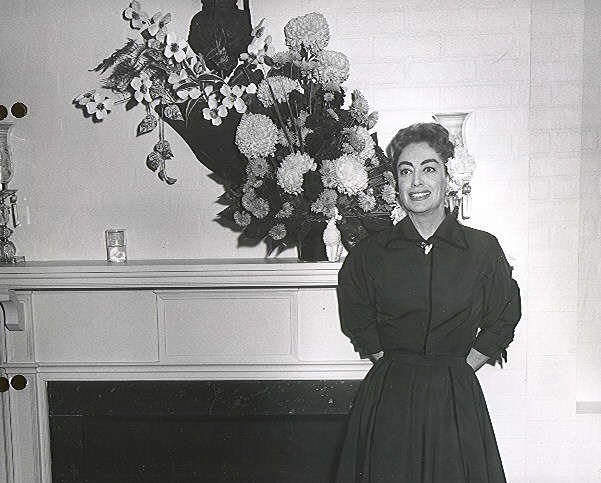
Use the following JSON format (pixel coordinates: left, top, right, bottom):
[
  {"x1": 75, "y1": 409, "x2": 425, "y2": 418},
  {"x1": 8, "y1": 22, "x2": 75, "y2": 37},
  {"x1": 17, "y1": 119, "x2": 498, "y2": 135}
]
[{"x1": 0, "y1": 259, "x2": 371, "y2": 482}]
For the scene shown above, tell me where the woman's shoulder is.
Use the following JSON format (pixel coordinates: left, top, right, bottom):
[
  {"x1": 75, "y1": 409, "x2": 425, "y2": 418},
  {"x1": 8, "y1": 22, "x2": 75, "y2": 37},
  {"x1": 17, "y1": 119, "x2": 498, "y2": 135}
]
[
  {"x1": 459, "y1": 223, "x2": 503, "y2": 251},
  {"x1": 341, "y1": 227, "x2": 391, "y2": 267}
]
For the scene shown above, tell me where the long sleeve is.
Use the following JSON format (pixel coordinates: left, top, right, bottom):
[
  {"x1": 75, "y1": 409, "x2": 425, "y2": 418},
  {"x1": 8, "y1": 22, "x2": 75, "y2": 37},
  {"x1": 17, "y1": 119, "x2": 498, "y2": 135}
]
[
  {"x1": 472, "y1": 239, "x2": 521, "y2": 363},
  {"x1": 337, "y1": 244, "x2": 382, "y2": 358}
]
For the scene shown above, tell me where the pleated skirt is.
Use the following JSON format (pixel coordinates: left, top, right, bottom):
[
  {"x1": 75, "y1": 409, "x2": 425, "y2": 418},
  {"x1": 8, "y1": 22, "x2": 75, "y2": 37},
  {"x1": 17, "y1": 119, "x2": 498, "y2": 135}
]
[{"x1": 335, "y1": 353, "x2": 506, "y2": 483}]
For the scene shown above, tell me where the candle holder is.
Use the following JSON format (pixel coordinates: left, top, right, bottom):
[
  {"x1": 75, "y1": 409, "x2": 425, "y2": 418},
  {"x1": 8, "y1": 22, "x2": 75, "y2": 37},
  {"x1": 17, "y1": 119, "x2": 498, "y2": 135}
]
[
  {"x1": 0, "y1": 118, "x2": 25, "y2": 263},
  {"x1": 432, "y1": 112, "x2": 475, "y2": 220}
]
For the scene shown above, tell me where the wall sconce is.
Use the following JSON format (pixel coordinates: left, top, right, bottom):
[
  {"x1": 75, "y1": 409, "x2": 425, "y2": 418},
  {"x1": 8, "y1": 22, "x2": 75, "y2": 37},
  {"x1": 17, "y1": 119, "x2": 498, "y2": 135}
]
[{"x1": 0, "y1": 102, "x2": 27, "y2": 263}]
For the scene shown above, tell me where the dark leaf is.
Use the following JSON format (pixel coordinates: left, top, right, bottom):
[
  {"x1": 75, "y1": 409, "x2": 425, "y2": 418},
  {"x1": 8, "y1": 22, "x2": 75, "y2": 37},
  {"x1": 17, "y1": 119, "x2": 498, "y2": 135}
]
[
  {"x1": 143, "y1": 48, "x2": 167, "y2": 63},
  {"x1": 216, "y1": 204, "x2": 239, "y2": 218},
  {"x1": 138, "y1": 114, "x2": 158, "y2": 135},
  {"x1": 101, "y1": 62, "x2": 140, "y2": 91},
  {"x1": 243, "y1": 218, "x2": 270, "y2": 239},
  {"x1": 195, "y1": 73, "x2": 224, "y2": 83},
  {"x1": 164, "y1": 104, "x2": 184, "y2": 121},
  {"x1": 92, "y1": 39, "x2": 141, "y2": 73},
  {"x1": 146, "y1": 151, "x2": 163, "y2": 172}
]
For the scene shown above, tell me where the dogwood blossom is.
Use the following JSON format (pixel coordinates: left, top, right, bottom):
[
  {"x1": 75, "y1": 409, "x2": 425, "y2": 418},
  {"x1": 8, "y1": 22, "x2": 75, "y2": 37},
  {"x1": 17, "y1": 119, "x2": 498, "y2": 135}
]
[
  {"x1": 85, "y1": 93, "x2": 114, "y2": 120},
  {"x1": 164, "y1": 32, "x2": 187, "y2": 63},
  {"x1": 220, "y1": 85, "x2": 247, "y2": 113},
  {"x1": 124, "y1": 1, "x2": 148, "y2": 29},
  {"x1": 145, "y1": 12, "x2": 171, "y2": 41},
  {"x1": 131, "y1": 73, "x2": 153, "y2": 103},
  {"x1": 202, "y1": 96, "x2": 227, "y2": 126}
]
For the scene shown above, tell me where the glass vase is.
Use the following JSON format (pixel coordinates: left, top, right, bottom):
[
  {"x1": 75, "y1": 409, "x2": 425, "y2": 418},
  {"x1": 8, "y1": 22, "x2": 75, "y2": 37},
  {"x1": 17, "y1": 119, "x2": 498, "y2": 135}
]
[{"x1": 297, "y1": 223, "x2": 329, "y2": 262}]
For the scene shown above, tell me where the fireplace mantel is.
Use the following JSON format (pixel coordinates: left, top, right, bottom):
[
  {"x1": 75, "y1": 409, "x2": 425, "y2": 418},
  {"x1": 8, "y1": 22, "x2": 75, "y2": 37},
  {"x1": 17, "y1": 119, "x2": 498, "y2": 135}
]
[
  {"x1": 0, "y1": 258, "x2": 343, "y2": 289},
  {"x1": 0, "y1": 258, "x2": 367, "y2": 482}
]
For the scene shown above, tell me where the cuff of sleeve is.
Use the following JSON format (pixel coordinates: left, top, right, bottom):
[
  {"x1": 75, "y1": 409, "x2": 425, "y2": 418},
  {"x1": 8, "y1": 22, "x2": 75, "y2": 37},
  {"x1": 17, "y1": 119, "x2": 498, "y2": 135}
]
[
  {"x1": 355, "y1": 337, "x2": 382, "y2": 359},
  {"x1": 473, "y1": 330, "x2": 503, "y2": 358}
]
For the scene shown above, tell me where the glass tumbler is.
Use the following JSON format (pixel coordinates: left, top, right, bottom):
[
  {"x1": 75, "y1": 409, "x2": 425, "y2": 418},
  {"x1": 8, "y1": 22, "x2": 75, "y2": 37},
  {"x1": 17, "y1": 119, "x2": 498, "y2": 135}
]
[{"x1": 105, "y1": 229, "x2": 127, "y2": 262}]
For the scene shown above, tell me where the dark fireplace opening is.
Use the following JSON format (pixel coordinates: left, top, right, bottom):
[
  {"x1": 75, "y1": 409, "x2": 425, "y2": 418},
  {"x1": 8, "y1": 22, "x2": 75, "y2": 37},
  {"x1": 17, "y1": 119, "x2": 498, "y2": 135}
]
[{"x1": 48, "y1": 380, "x2": 361, "y2": 483}]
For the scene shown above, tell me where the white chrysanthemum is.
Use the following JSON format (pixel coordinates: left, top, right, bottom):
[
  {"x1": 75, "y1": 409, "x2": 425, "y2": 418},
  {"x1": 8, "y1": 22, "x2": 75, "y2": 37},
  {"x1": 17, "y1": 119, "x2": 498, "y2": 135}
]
[
  {"x1": 320, "y1": 159, "x2": 338, "y2": 189},
  {"x1": 247, "y1": 197, "x2": 270, "y2": 219},
  {"x1": 311, "y1": 189, "x2": 338, "y2": 217},
  {"x1": 233, "y1": 211, "x2": 251, "y2": 227},
  {"x1": 284, "y1": 12, "x2": 330, "y2": 55},
  {"x1": 268, "y1": 223, "x2": 287, "y2": 240},
  {"x1": 235, "y1": 113, "x2": 279, "y2": 159},
  {"x1": 383, "y1": 171, "x2": 395, "y2": 185},
  {"x1": 358, "y1": 192, "x2": 376, "y2": 212},
  {"x1": 256, "y1": 76, "x2": 303, "y2": 107},
  {"x1": 277, "y1": 128, "x2": 292, "y2": 147},
  {"x1": 276, "y1": 153, "x2": 316, "y2": 195},
  {"x1": 332, "y1": 153, "x2": 368, "y2": 195},
  {"x1": 343, "y1": 126, "x2": 376, "y2": 161},
  {"x1": 312, "y1": 50, "x2": 350, "y2": 86},
  {"x1": 381, "y1": 184, "x2": 397, "y2": 205},
  {"x1": 246, "y1": 158, "x2": 270, "y2": 178},
  {"x1": 277, "y1": 167, "x2": 304, "y2": 195},
  {"x1": 271, "y1": 50, "x2": 302, "y2": 65},
  {"x1": 241, "y1": 190, "x2": 256, "y2": 210},
  {"x1": 291, "y1": 152, "x2": 317, "y2": 173},
  {"x1": 350, "y1": 90, "x2": 370, "y2": 124}
]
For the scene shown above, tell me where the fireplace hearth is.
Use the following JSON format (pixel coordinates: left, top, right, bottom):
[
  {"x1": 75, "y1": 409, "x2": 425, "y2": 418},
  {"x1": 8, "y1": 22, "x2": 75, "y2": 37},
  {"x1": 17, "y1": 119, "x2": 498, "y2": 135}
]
[{"x1": 48, "y1": 380, "x2": 361, "y2": 482}]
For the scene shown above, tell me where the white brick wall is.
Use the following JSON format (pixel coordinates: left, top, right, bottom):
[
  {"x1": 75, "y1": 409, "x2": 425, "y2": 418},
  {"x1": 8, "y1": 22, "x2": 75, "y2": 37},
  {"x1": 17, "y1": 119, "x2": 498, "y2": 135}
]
[{"x1": 1, "y1": 0, "x2": 601, "y2": 480}]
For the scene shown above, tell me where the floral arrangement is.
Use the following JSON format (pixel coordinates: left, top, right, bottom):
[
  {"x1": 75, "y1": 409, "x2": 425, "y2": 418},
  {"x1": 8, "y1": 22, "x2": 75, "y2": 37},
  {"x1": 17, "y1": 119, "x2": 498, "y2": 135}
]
[{"x1": 75, "y1": 3, "x2": 398, "y2": 256}]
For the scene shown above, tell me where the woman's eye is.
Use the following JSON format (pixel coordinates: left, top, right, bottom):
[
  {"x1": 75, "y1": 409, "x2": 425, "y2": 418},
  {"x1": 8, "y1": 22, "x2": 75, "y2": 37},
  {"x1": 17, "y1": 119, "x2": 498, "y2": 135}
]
[
  {"x1": 424, "y1": 166, "x2": 436, "y2": 173},
  {"x1": 399, "y1": 169, "x2": 411, "y2": 176}
]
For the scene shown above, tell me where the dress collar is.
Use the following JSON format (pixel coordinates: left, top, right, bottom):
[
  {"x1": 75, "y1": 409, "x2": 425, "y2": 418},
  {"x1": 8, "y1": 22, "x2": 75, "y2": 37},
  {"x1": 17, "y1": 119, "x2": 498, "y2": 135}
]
[{"x1": 384, "y1": 214, "x2": 469, "y2": 250}]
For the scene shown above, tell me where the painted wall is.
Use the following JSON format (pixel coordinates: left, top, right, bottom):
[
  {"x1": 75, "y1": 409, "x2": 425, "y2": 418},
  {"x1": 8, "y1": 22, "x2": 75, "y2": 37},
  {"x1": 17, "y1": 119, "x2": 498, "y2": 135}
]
[{"x1": 1, "y1": 0, "x2": 600, "y2": 481}]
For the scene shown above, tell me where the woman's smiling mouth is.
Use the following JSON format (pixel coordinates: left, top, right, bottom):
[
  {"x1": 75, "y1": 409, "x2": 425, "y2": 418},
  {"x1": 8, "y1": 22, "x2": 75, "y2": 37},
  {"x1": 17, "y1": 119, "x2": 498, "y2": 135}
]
[{"x1": 409, "y1": 191, "x2": 431, "y2": 201}]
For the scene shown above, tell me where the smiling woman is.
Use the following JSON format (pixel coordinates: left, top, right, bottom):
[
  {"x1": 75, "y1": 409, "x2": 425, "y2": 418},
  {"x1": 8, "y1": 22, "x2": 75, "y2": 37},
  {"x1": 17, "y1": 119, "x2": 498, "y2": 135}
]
[
  {"x1": 389, "y1": 123, "x2": 454, "y2": 239},
  {"x1": 335, "y1": 122, "x2": 522, "y2": 482},
  {"x1": 396, "y1": 142, "x2": 447, "y2": 221}
]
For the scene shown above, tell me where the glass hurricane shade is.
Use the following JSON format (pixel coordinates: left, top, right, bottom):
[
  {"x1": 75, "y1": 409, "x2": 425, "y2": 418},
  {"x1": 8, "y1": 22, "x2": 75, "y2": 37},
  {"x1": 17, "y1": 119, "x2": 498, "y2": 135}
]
[
  {"x1": 0, "y1": 122, "x2": 15, "y2": 185},
  {"x1": 432, "y1": 112, "x2": 471, "y2": 148},
  {"x1": 433, "y1": 112, "x2": 473, "y2": 220}
]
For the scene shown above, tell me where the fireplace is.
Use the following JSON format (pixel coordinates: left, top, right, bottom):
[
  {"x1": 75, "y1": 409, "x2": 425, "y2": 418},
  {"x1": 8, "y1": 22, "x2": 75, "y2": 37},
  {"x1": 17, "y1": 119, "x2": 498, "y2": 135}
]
[
  {"x1": 0, "y1": 260, "x2": 370, "y2": 482},
  {"x1": 48, "y1": 380, "x2": 361, "y2": 482}
]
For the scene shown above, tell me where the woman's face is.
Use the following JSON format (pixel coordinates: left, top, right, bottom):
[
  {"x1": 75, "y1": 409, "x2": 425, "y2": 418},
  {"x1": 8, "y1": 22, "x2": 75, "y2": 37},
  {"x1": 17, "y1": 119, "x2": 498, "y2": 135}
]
[{"x1": 396, "y1": 142, "x2": 448, "y2": 217}]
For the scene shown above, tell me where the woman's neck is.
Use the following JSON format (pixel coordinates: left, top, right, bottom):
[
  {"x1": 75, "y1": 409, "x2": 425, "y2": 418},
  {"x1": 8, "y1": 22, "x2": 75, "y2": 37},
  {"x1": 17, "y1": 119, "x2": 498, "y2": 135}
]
[{"x1": 408, "y1": 210, "x2": 446, "y2": 240}]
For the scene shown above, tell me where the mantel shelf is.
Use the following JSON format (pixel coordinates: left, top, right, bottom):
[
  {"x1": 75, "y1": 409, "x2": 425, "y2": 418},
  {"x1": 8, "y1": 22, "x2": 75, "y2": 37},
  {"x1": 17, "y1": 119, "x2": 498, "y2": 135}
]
[{"x1": 0, "y1": 258, "x2": 343, "y2": 289}]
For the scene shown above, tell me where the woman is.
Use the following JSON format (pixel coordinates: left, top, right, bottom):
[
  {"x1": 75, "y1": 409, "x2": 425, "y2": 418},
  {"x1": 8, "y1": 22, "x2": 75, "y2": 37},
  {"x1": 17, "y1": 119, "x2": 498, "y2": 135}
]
[{"x1": 335, "y1": 123, "x2": 521, "y2": 482}]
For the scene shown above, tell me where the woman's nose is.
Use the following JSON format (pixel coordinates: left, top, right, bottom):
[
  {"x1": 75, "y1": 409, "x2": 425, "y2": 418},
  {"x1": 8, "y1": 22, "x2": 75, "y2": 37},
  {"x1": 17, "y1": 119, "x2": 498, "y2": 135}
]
[{"x1": 412, "y1": 172, "x2": 423, "y2": 186}]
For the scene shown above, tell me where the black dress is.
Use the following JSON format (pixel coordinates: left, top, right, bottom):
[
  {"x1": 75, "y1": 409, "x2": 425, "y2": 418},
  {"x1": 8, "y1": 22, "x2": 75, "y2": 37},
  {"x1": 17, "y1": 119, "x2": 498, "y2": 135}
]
[{"x1": 336, "y1": 215, "x2": 521, "y2": 483}]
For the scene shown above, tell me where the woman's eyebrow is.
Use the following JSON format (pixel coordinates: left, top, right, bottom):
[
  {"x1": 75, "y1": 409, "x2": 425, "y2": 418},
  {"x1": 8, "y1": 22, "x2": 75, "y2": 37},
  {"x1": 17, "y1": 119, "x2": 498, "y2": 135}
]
[{"x1": 398, "y1": 158, "x2": 440, "y2": 167}]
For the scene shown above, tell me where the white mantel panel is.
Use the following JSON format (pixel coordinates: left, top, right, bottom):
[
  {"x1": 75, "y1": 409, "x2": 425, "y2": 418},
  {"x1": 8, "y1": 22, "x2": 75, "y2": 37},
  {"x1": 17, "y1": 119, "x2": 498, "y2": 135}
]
[
  {"x1": 32, "y1": 291, "x2": 159, "y2": 364},
  {"x1": 156, "y1": 289, "x2": 297, "y2": 363},
  {"x1": 297, "y1": 288, "x2": 362, "y2": 362}
]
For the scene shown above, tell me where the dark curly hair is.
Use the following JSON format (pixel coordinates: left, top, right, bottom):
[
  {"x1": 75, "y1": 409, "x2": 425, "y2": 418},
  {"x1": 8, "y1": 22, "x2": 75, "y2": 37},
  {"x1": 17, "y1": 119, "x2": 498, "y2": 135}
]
[{"x1": 386, "y1": 123, "x2": 455, "y2": 183}]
